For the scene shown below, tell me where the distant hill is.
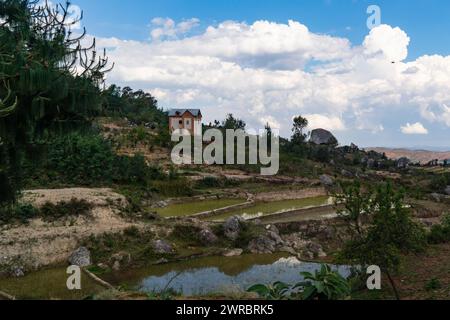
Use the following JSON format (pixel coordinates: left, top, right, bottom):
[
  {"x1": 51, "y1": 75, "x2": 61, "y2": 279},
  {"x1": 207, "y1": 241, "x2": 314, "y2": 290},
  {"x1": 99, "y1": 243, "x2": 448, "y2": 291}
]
[{"x1": 367, "y1": 147, "x2": 450, "y2": 164}]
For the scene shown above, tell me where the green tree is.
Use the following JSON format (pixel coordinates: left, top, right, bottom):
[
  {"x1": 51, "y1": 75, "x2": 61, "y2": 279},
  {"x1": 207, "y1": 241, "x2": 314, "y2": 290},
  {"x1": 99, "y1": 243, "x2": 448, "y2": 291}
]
[
  {"x1": 337, "y1": 182, "x2": 426, "y2": 299},
  {"x1": 291, "y1": 115, "x2": 308, "y2": 144},
  {"x1": 0, "y1": 0, "x2": 111, "y2": 206},
  {"x1": 222, "y1": 113, "x2": 246, "y2": 130}
]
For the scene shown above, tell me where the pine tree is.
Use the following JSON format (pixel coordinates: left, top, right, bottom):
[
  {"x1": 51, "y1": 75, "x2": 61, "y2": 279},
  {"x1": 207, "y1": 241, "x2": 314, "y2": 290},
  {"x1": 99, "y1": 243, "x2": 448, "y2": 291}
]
[{"x1": 0, "y1": 0, "x2": 112, "y2": 206}]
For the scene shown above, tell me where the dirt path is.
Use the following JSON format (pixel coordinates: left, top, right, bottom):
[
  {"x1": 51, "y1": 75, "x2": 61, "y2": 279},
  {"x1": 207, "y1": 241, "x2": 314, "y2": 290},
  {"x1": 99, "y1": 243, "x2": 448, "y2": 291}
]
[{"x1": 0, "y1": 188, "x2": 139, "y2": 270}]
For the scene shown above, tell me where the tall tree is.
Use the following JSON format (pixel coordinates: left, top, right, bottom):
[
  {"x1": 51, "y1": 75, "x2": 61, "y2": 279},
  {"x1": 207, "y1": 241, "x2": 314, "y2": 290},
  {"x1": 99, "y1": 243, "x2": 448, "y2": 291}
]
[
  {"x1": 0, "y1": 0, "x2": 112, "y2": 205},
  {"x1": 291, "y1": 115, "x2": 308, "y2": 144}
]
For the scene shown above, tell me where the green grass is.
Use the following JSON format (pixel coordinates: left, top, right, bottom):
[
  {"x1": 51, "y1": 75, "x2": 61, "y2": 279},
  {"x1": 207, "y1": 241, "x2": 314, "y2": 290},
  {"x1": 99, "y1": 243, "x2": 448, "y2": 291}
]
[
  {"x1": 155, "y1": 198, "x2": 247, "y2": 218},
  {"x1": 209, "y1": 196, "x2": 331, "y2": 221}
]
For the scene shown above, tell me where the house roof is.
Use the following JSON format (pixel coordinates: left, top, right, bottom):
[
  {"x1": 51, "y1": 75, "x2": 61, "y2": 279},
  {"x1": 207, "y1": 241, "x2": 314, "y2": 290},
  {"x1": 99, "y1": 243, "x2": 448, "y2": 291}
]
[{"x1": 168, "y1": 109, "x2": 202, "y2": 117}]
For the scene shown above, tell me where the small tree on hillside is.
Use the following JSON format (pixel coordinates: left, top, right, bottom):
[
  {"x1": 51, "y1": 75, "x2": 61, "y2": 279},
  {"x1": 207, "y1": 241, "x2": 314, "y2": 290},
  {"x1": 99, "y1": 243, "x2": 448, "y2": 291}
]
[
  {"x1": 336, "y1": 182, "x2": 426, "y2": 300},
  {"x1": 291, "y1": 115, "x2": 308, "y2": 144}
]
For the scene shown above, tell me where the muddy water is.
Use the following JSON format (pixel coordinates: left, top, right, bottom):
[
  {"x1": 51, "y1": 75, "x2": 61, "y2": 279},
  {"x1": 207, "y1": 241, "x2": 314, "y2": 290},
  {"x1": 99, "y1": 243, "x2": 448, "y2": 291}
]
[
  {"x1": 156, "y1": 198, "x2": 246, "y2": 217},
  {"x1": 0, "y1": 267, "x2": 104, "y2": 300},
  {"x1": 102, "y1": 254, "x2": 352, "y2": 297},
  {"x1": 205, "y1": 196, "x2": 333, "y2": 222}
]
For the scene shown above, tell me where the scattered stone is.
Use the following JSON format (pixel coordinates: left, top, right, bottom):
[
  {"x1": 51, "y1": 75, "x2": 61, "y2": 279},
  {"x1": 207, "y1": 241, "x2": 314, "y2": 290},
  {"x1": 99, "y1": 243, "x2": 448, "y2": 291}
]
[
  {"x1": 341, "y1": 169, "x2": 353, "y2": 178},
  {"x1": 306, "y1": 242, "x2": 327, "y2": 258},
  {"x1": 223, "y1": 216, "x2": 243, "y2": 241},
  {"x1": 248, "y1": 236, "x2": 276, "y2": 254},
  {"x1": 68, "y1": 247, "x2": 91, "y2": 267},
  {"x1": 319, "y1": 174, "x2": 334, "y2": 187},
  {"x1": 445, "y1": 186, "x2": 450, "y2": 196},
  {"x1": 109, "y1": 251, "x2": 131, "y2": 271},
  {"x1": 430, "y1": 193, "x2": 444, "y2": 202},
  {"x1": 112, "y1": 261, "x2": 121, "y2": 271},
  {"x1": 152, "y1": 200, "x2": 169, "y2": 208},
  {"x1": 10, "y1": 266, "x2": 25, "y2": 278},
  {"x1": 153, "y1": 240, "x2": 173, "y2": 254},
  {"x1": 301, "y1": 251, "x2": 315, "y2": 260},
  {"x1": 155, "y1": 258, "x2": 169, "y2": 265},
  {"x1": 223, "y1": 249, "x2": 243, "y2": 257},
  {"x1": 310, "y1": 129, "x2": 338, "y2": 145},
  {"x1": 279, "y1": 246, "x2": 297, "y2": 255},
  {"x1": 199, "y1": 228, "x2": 218, "y2": 245},
  {"x1": 97, "y1": 263, "x2": 108, "y2": 270}
]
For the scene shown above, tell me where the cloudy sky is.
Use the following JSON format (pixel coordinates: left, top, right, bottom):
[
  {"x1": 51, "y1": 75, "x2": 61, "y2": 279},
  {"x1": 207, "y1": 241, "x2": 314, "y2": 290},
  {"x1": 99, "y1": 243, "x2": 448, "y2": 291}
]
[{"x1": 71, "y1": 0, "x2": 450, "y2": 148}]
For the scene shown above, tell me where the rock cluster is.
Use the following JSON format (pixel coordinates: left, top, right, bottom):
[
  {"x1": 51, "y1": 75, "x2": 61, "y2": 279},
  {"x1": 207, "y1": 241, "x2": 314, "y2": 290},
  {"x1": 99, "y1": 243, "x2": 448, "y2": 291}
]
[
  {"x1": 68, "y1": 247, "x2": 91, "y2": 267},
  {"x1": 223, "y1": 216, "x2": 244, "y2": 240},
  {"x1": 152, "y1": 240, "x2": 173, "y2": 254}
]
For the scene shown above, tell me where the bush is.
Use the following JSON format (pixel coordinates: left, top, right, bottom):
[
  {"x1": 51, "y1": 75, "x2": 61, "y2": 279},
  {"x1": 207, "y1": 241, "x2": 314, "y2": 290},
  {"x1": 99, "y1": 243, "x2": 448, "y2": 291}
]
[
  {"x1": 42, "y1": 133, "x2": 163, "y2": 187},
  {"x1": 0, "y1": 203, "x2": 39, "y2": 224},
  {"x1": 427, "y1": 213, "x2": 450, "y2": 244},
  {"x1": 151, "y1": 179, "x2": 194, "y2": 197},
  {"x1": 40, "y1": 199, "x2": 93, "y2": 222},
  {"x1": 425, "y1": 278, "x2": 442, "y2": 291},
  {"x1": 195, "y1": 177, "x2": 240, "y2": 189}
]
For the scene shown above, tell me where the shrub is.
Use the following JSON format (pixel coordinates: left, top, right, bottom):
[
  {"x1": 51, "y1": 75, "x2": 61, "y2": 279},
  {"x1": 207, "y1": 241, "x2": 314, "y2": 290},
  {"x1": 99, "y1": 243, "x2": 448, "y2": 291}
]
[
  {"x1": 427, "y1": 213, "x2": 450, "y2": 244},
  {"x1": 425, "y1": 278, "x2": 442, "y2": 291},
  {"x1": 0, "y1": 203, "x2": 39, "y2": 224},
  {"x1": 43, "y1": 133, "x2": 163, "y2": 187},
  {"x1": 151, "y1": 179, "x2": 194, "y2": 197},
  {"x1": 40, "y1": 199, "x2": 93, "y2": 222}
]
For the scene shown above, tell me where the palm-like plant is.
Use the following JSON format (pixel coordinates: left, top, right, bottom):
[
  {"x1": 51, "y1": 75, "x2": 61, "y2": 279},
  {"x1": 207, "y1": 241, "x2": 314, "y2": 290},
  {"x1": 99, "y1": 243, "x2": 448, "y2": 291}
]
[
  {"x1": 247, "y1": 281, "x2": 291, "y2": 300},
  {"x1": 247, "y1": 264, "x2": 350, "y2": 300},
  {"x1": 297, "y1": 264, "x2": 351, "y2": 300}
]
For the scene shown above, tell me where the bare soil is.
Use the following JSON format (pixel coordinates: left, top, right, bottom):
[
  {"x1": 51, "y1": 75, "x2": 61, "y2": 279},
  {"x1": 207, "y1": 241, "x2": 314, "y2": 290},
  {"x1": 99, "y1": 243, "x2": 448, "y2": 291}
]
[{"x1": 0, "y1": 188, "x2": 139, "y2": 269}]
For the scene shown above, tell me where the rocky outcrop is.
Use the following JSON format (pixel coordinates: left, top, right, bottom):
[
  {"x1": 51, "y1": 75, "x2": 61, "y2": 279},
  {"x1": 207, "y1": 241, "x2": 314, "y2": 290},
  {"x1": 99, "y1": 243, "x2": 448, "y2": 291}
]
[
  {"x1": 223, "y1": 216, "x2": 244, "y2": 241},
  {"x1": 68, "y1": 247, "x2": 91, "y2": 267},
  {"x1": 310, "y1": 129, "x2": 338, "y2": 145}
]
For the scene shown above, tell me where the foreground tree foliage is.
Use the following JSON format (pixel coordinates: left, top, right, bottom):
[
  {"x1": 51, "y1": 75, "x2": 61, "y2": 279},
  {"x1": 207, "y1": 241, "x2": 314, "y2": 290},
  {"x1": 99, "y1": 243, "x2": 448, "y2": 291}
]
[
  {"x1": 0, "y1": 0, "x2": 112, "y2": 206},
  {"x1": 336, "y1": 182, "x2": 427, "y2": 300}
]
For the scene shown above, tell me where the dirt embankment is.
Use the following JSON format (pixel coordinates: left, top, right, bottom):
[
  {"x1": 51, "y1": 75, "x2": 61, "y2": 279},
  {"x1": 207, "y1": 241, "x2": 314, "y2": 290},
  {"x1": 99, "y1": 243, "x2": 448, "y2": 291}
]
[
  {"x1": 253, "y1": 187, "x2": 326, "y2": 202},
  {"x1": 0, "y1": 188, "x2": 138, "y2": 270}
]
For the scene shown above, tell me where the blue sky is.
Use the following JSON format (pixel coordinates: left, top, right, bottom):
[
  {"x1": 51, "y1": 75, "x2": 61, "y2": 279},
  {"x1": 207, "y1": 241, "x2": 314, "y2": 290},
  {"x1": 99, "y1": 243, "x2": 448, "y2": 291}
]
[
  {"x1": 74, "y1": 0, "x2": 450, "y2": 60},
  {"x1": 70, "y1": 0, "x2": 450, "y2": 148}
]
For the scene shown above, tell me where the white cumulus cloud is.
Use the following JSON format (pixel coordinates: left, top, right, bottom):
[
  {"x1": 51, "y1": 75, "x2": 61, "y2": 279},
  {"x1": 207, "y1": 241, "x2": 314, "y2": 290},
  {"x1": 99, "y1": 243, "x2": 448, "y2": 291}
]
[
  {"x1": 150, "y1": 17, "x2": 199, "y2": 40},
  {"x1": 401, "y1": 122, "x2": 429, "y2": 135},
  {"x1": 304, "y1": 114, "x2": 346, "y2": 131},
  {"x1": 91, "y1": 19, "x2": 450, "y2": 144}
]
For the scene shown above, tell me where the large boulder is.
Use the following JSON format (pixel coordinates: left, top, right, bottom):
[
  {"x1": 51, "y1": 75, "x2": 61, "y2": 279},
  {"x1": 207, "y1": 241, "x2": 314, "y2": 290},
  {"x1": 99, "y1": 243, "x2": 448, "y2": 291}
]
[
  {"x1": 310, "y1": 129, "x2": 338, "y2": 145},
  {"x1": 68, "y1": 247, "x2": 91, "y2": 267},
  {"x1": 223, "y1": 216, "x2": 243, "y2": 241},
  {"x1": 319, "y1": 174, "x2": 334, "y2": 187}
]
